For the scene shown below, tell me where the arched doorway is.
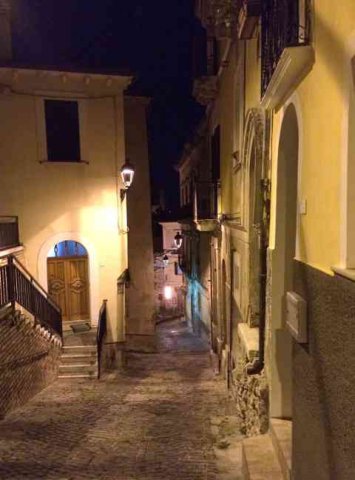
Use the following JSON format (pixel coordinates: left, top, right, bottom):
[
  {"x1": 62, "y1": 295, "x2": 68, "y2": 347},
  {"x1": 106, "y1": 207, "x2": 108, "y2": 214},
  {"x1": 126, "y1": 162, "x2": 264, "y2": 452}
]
[
  {"x1": 47, "y1": 240, "x2": 90, "y2": 324},
  {"x1": 242, "y1": 109, "x2": 269, "y2": 328},
  {"x1": 270, "y1": 103, "x2": 299, "y2": 418}
]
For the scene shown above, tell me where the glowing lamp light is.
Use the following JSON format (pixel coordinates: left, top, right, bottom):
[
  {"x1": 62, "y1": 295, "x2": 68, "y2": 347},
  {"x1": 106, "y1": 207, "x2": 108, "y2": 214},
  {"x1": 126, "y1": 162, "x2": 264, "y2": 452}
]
[
  {"x1": 120, "y1": 159, "x2": 135, "y2": 189},
  {"x1": 164, "y1": 285, "x2": 173, "y2": 300},
  {"x1": 174, "y1": 231, "x2": 183, "y2": 249},
  {"x1": 163, "y1": 254, "x2": 169, "y2": 267}
]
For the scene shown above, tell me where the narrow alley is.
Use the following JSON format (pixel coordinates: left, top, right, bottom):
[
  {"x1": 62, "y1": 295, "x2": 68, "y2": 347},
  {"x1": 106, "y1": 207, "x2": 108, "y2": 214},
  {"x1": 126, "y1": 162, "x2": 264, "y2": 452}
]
[{"x1": 0, "y1": 320, "x2": 243, "y2": 480}]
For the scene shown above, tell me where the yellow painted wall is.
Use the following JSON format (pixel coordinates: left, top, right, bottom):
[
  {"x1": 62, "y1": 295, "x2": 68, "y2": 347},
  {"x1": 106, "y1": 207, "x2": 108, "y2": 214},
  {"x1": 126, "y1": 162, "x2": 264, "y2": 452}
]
[
  {"x1": 245, "y1": 36, "x2": 261, "y2": 114},
  {"x1": 269, "y1": 1, "x2": 355, "y2": 274},
  {"x1": 0, "y1": 91, "x2": 128, "y2": 341},
  {"x1": 219, "y1": 43, "x2": 236, "y2": 216}
]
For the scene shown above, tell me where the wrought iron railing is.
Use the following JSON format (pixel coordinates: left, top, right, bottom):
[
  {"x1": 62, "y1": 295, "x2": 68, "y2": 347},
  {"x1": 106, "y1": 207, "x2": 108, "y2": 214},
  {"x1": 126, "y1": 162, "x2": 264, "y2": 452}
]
[
  {"x1": 0, "y1": 255, "x2": 62, "y2": 336},
  {"x1": 194, "y1": 181, "x2": 219, "y2": 221},
  {"x1": 261, "y1": 0, "x2": 311, "y2": 96},
  {"x1": 0, "y1": 216, "x2": 20, "y2": 250},
  {"x1": 97, "y1": 299, "x2": 107, "y2": 379}
]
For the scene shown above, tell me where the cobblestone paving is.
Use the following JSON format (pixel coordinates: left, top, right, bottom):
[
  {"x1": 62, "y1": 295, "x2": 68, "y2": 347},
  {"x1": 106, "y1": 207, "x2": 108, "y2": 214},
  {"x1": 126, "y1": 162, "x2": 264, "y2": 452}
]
[{"x1": 0, "y1": 320, "x2": 238, "y2": 480}]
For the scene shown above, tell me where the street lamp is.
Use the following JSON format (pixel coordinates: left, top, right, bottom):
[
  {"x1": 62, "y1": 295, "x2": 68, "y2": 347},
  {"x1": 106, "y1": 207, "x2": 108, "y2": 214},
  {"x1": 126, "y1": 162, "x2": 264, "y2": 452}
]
[
  {"x1": 120, "y1": 159, "x2": 135, "y2": 200},
  {"x1": 174, "y1": 231, "x2": 183, "y2": 249},
  {"x1": 163, "y1": 254, "x2": 169, "y2": 267}
]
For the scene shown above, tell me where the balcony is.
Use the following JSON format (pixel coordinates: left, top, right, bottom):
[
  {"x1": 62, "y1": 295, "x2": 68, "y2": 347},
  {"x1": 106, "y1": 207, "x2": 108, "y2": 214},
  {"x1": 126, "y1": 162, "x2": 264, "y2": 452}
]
[
  {"x1": 194, "y1": 181, "x2": 219, "y2": 232},
  {"x1": 0, "y1": 216, "x2": 20, "y2": 251},
  {"x1": 261, "y1": 0, "x2": 314, "y2": 110},
  {"x1": 177, "y1": 203, "x2": 194, "y2": 223}
]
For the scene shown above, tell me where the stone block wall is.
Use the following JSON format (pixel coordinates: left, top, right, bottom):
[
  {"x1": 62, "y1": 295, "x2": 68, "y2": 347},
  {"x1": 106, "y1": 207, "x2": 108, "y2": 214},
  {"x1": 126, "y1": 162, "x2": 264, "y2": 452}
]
[
  {"x1": 0, "y1": 309, "x2": 62, "y2": 419},
  {"x1": 231, "y1": 335, "x2": 269, "y2": 436}
]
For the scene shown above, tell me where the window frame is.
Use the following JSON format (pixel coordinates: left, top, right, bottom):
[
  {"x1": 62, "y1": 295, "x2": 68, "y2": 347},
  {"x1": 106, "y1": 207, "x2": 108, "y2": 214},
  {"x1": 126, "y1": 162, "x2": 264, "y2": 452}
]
[{"x1": 35, "y1": 95, "x2": 88, "y2": 164}]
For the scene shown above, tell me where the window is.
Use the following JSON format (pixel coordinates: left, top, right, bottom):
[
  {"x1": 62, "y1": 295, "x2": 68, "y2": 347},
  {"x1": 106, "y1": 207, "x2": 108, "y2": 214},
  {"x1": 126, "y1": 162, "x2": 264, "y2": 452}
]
[{"x1": 45, "y1": 99, "x2": 81, "y2": 162}]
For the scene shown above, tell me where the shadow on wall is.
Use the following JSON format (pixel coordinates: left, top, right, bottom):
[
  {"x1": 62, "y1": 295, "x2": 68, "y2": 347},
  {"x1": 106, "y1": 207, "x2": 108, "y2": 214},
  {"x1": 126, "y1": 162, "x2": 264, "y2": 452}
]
[{"x1": 0, "y1": 309, "x2": 61, "y2": 419}]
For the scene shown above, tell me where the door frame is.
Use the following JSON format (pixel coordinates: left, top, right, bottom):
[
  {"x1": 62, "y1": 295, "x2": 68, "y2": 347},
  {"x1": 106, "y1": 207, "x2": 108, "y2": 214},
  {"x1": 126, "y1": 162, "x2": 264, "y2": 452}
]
[
  {"x1": 38, "y1": 232, "x2": 98, "y2": 326},
  {"x1": 47, "y1": 254, "x2": 90, "y2": 323}
]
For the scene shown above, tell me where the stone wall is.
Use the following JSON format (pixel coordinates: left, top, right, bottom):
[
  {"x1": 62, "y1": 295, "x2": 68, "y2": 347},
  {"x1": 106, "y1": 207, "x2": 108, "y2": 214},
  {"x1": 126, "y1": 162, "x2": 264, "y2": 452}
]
[
  {"x1": 0, "y1": 308, "x2": 62, "y2": 419},
  {"x1": 292, "y1": 261, "x2": 355, "y2": 480},
  {"x1": 231, "y1": 334, "x2": 269, "y2": 437}
]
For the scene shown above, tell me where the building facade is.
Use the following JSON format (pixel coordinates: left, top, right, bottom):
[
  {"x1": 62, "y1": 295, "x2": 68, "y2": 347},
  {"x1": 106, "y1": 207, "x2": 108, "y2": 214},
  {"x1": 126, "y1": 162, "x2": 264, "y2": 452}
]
[
  {"x1": 154, "y1": 222, "x2": 184, "y2": 319},
  {"x1": 124, "y1": 96, "x2": 156, "y2": 352},
  {"x1": 193, "y1": 1, "x2": 355, "y2": 479}
]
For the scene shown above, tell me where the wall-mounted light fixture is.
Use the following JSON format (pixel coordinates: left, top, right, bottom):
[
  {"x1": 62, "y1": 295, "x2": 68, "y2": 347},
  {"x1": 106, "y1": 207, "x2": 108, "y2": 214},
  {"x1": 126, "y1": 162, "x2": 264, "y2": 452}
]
[
  {"x1": 120, "y1": 159, "x2": 135, "y2": 200},
  {"x1": 174, "y1": 231, "x2": 183, "y2": 249}
]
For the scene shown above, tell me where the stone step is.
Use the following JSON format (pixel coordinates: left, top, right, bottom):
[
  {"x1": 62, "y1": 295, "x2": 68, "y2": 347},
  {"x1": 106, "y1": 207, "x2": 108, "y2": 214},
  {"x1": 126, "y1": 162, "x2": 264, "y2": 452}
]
[
  {"x1": 242, "y1": 434, "x2": 283, "y2": 480},
  {"x1": 58, "y1": 373, "x2": 97, "y2": 380},
  {"x1": 61, "y1": 354, "x2": 97, "y2": 365},
  {"x1": 62, "y1": 345, "x2": 97, "y2": 355},
  {"x1": 270, "y1": 419, "x2": 292, "y2": 480},
  {"x1": 59, "y1": 363, "x2": 98, "y2": 376}
]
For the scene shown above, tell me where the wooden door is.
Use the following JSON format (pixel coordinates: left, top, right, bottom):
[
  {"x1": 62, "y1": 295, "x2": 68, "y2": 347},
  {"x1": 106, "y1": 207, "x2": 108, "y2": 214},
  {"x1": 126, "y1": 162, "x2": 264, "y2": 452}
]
[{"x1": 47, "y1": 256, "x2": 89, "y2": 322}]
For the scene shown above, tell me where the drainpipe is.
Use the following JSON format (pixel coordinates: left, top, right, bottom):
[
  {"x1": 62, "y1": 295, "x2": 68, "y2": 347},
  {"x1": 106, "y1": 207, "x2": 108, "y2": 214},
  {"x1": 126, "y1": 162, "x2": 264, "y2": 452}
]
[{"x1": 246, "y1": 179, "x2": 270, "y2": 375}]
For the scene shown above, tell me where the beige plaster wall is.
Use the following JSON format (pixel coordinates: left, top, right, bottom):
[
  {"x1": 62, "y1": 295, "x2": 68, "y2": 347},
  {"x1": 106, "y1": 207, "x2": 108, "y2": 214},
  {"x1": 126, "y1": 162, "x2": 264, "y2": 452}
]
[
  {"x1": 124, "y1": 97, "x2": 155, "y2": 337},
  {"x1": 0, "y1": 91, "x2": 128, "y2": 342}
]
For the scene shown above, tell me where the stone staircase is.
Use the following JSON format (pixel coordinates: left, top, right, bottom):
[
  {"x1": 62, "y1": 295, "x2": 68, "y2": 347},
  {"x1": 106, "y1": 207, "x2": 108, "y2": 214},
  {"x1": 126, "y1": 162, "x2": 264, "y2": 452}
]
[
  {"x1": 242, "y1": 419, "x2": 292, "y2": 480},
  {"x1": 58, "y1": 329, "x2": 98, "y2": 380}
]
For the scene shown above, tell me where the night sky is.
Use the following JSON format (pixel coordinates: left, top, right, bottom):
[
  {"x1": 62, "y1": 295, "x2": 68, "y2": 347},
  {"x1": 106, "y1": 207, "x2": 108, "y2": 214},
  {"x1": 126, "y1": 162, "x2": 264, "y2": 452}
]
[{"x1": 11, "y1": 0, "x2": 204, "y2": 209}]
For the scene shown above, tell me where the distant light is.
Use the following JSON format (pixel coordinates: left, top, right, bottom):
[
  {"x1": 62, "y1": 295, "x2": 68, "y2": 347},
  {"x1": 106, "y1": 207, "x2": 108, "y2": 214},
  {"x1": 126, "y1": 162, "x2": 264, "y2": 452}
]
[
  {"x1": 164, "y1": 285, "x2": 173, "y2": 300},
  {"x1": 174, "y1": 231, "x2": 183, "y2": 249},
  {"x1": 163, "y1": 254, "x2": 169, "y2": 267}
]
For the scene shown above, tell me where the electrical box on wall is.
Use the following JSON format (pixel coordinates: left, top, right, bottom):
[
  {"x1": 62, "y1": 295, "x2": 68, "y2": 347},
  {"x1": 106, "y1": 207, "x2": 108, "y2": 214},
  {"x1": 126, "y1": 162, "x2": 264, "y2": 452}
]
[{"x1": 286, "y1": 291, "x2": 307, "y2": 343}]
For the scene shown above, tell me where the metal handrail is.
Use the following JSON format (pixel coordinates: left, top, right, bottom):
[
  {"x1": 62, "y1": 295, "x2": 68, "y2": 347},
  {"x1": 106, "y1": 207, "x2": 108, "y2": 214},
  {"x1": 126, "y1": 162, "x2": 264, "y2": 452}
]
[
  {"x1": 11, "y1": 255, "x2": 60, "y2": 312},
  {"x1": 0, "y1": 255, "x2": 62, "y2": 337}
]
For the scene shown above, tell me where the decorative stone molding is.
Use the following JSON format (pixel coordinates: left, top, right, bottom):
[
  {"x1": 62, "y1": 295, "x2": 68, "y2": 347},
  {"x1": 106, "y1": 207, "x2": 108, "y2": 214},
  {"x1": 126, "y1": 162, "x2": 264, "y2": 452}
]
[
  {"x1": 193, "y1": 76, "x2": 218, "y2": 106},
  {"x1": 261, "y1": 45, "x2": 315, "y2": 111},
  {"x1": 196, "y1": 0, "x2": 240, "y2": 39}
]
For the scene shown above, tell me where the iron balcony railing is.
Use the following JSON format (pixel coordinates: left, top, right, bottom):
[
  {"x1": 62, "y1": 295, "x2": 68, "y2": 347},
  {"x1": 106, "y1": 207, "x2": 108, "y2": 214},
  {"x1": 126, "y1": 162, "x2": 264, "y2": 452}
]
[
  {"x1": 194, "y1": 181, "x2": 219, "y2": 221},
  {"x1": 0, "y1": 216, "x2": 20, "y2": 251},
  {"x1": 261, "y1": 0, "x2": 311, "y2": 96},
  {"x1": 0, "y1": 255, "x2": 62, "y2": 337}
]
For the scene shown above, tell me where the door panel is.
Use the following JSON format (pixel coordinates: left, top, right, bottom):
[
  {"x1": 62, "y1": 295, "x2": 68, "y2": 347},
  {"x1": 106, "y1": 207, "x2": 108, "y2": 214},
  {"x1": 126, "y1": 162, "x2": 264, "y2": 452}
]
[
  {"x1": 47, "y1": 256, "x2": 89, "y2": 322},
  {"x1": 48, "y1": 259, "x2": 69, "y2": 321},
  {"x1": 66, "y1": 258, "x2": 89, "y2": 320}
]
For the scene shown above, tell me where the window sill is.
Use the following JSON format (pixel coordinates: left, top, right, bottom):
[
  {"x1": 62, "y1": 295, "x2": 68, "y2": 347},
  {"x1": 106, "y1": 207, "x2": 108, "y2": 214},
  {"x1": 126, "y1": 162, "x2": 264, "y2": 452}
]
[
  {"x1": 331, "y1": 266, "x2": 355, "y2": 282},
  {"x1": 238, "y1": 322, "x2": 259, "y2": 361},
  {"x1": 39, "y1": 160, "x2": 89, "y2": 164}
]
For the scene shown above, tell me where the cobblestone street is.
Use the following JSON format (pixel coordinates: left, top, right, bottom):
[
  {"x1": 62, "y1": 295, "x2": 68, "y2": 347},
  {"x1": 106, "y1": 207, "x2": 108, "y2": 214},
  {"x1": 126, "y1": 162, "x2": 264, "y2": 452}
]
[{"x1": 0, "y1": 320, "x2": 243, "y2": 480}]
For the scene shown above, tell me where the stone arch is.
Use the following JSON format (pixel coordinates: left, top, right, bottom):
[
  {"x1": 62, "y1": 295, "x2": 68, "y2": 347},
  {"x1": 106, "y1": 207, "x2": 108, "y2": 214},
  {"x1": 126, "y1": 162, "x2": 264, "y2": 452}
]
[
  {"x1": 241, "y1": 108, "x2": 269, "y2": 232},
  {"x1": 269, "y1": 101, "x2": 300, "y2": 418},
  {"x1": 241, "y1": 108, "x2": 269, "y2": 327}
]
